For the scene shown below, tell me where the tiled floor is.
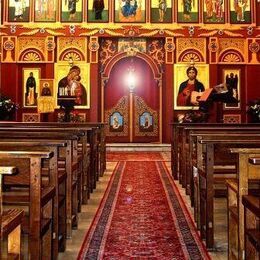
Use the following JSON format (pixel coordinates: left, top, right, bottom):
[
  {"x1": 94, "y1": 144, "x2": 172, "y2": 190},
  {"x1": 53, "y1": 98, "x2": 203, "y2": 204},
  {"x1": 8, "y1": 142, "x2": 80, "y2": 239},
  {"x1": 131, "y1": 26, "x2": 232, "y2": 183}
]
[{"x1": 58, "y1": 152, "x2": 228, "y2": 260}]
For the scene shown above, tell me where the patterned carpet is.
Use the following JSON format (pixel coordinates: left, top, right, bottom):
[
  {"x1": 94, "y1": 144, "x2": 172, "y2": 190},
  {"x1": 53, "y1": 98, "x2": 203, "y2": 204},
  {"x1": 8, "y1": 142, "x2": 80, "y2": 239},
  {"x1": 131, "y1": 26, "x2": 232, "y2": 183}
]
[
  {"x1": 78, "y1": 153, "x2": 210, "y2": 259},
  {"x1": 106, "y1": 151, "x2": 165, "y2": 161}
]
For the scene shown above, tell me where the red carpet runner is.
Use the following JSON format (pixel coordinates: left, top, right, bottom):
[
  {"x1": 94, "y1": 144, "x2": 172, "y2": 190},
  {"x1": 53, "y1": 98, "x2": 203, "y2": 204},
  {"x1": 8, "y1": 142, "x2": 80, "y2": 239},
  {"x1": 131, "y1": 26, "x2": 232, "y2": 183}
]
[
  {"x1": 78, "y1": 154, "x2": 210, "y2": 259},
  {"x1": 106, "y1": 151, "x2": 166, "y2": 161}
]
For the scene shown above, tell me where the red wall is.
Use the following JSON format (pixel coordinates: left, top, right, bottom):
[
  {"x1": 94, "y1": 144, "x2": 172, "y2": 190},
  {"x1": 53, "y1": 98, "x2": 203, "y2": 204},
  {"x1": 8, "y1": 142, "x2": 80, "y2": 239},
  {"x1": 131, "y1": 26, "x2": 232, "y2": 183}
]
[
  {"x1": 90, "y1": 63, "x2": 99, "y2": 122},
  {"x1": 246, "y1": 65, "x2": 260, "y2": 101},
  {"x1": 1, "y1": 64, "x2": 18, "y2": 102},
  {"x1": 257, "y1": 1, "x2": 260, "y2": 26},
  {"x1": 164, "y1": 64, "x2": 174, "y2": 142}
]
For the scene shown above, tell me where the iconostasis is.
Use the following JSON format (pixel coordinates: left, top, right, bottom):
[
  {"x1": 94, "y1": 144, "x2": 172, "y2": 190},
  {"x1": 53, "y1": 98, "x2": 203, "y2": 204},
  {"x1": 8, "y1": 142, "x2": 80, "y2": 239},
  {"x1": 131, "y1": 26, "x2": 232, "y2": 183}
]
[
  {"x1": 1, "y1": 0, "x2": 259, "y2": 24},
  {"x1": 0, "y1": 0, "x2": 260, "y2": 141}
]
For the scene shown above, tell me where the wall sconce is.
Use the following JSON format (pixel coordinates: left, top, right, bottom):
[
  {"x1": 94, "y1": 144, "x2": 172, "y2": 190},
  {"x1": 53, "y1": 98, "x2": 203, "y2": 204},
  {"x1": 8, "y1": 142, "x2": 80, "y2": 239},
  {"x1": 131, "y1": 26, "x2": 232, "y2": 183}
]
[{"x1": 68, "y1": 56, "x2": 74, "y2": 67}]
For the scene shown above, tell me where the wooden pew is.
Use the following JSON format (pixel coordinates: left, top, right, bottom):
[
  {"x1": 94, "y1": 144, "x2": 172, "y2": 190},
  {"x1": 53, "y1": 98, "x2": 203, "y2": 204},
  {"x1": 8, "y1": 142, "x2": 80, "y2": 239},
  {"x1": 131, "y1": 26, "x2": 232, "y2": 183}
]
[
  {"x1": 242, "y1": 195, "x2": 260, "y2": 260},
  {"x1": 171, "y1": 123, "x2": 260, "y2": 183},
  {"x1": 0, "y1": 122, "x2": 106, "y2": 177},
  {"x1": 185, "y1": 130, "x2": 260, "y2": 210},
  {"x1": 0, "y1": 140, "x2": 67, "y2": 257},
  {"x1": 181, "y1": 127, "x2": 260, "y2": 199},
  {"x1": 0, "y1": 123, "x2": 102, "y2": 205},
  {"x1": 18, "y1": 125, "x2": 94, "y2": 209},
  {"x1": 0, "y1": 123, "x2": 101, "y2": 236},
  {"x1": 171, "y1": 123, "x2": 214, "y2": 180},
  {"x1": 180, "y1": 125, "x2": 260, "y2": 190},
  {"x1": 0, "y1": 149, "x2": 55, "y2": 260},
  {"x1": 6, "y1": 124, "x2": 89, "y2": 211},
  {"x1": 193, "y1": 135, "x2": 260, "y2": 248},
  {"x1": 171, "y1": 123, "x2": 239, "y2": 180},
  {"x1": 0, "y1": 129, "x2": 81, "y2": 239},
  {"x1": 0, "y1": 166, "x2": 24, "y2": 260},
  {"x1": 227, "y1": 150, "x2": 260, "y2": 260}
]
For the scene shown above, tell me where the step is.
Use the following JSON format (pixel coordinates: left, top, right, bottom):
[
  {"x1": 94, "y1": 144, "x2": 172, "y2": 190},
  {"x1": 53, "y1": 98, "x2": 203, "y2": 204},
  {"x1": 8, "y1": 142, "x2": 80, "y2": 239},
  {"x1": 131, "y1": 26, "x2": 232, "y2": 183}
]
[{"x1": 106, "y1": 143, "x2": 171, "y2": 152}]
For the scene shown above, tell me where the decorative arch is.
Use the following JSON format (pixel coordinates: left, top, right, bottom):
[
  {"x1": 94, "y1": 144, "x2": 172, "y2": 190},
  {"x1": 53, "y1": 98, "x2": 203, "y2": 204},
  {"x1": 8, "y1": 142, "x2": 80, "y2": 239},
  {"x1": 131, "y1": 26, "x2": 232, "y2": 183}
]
[
  {"x1": 102, "y1": 51, "x2": 162, "y2": 80},
  {"x1": 19, "y1": 48, "x2": 45, "y2": 62},
  {"x1": 101, "y1": 51, "x2": 163, "y2": 142},
  {"x1": 178, "y1": 49, "x2": 205, "y2": 63},
  {"x1": 218, "y1": 49, "x2": 245, "y2": 63},
  {"x1": 59, "y1": 48, "x2": 85, "y2": 62}
]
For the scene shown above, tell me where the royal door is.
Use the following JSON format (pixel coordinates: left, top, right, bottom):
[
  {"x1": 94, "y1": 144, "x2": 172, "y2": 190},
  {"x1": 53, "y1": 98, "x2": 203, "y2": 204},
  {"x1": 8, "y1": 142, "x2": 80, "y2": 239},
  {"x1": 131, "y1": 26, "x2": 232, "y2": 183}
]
[{"x1": 102, "y1": 55, "x2": 162, "y2": 143}]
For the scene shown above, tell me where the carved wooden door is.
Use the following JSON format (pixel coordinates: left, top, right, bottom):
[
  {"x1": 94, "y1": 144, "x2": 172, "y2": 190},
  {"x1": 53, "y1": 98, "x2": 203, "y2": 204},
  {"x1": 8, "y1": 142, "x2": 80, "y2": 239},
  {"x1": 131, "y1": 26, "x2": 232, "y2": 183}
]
[{"x1": 104, "y1": 57, "x2": 160, "y2": 143}]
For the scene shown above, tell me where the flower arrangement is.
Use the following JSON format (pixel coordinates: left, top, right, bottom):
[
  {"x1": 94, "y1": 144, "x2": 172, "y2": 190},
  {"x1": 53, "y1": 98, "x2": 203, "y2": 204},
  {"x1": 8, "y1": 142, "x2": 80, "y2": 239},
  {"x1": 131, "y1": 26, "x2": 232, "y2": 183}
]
[
  {"x1": 247, "y1": 99, "x2": 260, "y2": 123},
  {"x1": 0, "y1": 95, "x2": 19, "y2": 120},
  {"x1": 177, "y1": 110, "x2": 208, "y2": 123},
  {"x1": 57, "y1": 110, "x2": 85, "y2": 123}
]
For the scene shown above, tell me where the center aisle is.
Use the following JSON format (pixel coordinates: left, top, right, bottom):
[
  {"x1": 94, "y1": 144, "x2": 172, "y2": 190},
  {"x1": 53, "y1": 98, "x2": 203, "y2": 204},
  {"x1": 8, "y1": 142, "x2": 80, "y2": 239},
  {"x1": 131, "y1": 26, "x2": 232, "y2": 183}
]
[{"x1": 78, "y1": 152, "x2": 210, "y2": 259}]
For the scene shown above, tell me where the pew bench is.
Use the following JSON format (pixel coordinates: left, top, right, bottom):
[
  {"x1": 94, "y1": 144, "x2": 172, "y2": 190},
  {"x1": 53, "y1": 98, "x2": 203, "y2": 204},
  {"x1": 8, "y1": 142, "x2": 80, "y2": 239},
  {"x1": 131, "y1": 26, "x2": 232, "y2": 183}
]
[
  {"x1": 0, "y1": 124, "x2": 97, "y2": 208},
  {"x1": 227, "y1": 152, "x2": 260, "y2": 260},
  {"x1": 171, "y1": 123, "x2": 231, "y2": 180},
  {"x1": 189, "y1": 133, "x2": 260, "y2": 201},
  {"x1": 186, "y1": 129, "x2": 260, "y2": 198},
  {"x1": 242, "y1": 195, "x2": 260, "y2": 260},
  {"x1": 0, "y1": 149, "x2": 55, "y2": 260},
  {"x1": 175, "y1": 124, "x2": 260, "y2": 185},
  {"x1": 192, "y1": 134, "x2": 260, "y2": 224},
  {"x1": 0, "y1": 129, "x2": 82, "y2": 239},
  {"x1": 0, "y1": 122, "x2": 106, "y2": 214},
  {"x1": 0, "y1": 140, "x2": 68, "y2": 256},
  {"x1": 0, "y1": 121, "x2": 106, "y2": 177},
  {"x1": 0, "y1": 166, "x2": 24, "y2": 260},
  {"x1": 194, "y1": 137, "x2": 260, "y2": 248}
]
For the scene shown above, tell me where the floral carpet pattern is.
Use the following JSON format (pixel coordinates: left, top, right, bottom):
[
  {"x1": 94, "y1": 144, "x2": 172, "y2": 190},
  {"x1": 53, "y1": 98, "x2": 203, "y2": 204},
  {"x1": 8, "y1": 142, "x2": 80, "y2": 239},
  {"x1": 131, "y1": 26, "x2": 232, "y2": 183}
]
[{"x1": 78, "y1": 153, "x2": 210, "y2": 260}]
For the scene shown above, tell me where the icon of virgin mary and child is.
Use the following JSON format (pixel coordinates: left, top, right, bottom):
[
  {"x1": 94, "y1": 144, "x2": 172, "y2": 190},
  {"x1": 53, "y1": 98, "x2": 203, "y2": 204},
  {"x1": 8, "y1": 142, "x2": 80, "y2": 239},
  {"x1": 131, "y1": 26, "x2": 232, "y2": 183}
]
[{"x1": 58, "y1": 66, "x2": 87, "y2": 106}]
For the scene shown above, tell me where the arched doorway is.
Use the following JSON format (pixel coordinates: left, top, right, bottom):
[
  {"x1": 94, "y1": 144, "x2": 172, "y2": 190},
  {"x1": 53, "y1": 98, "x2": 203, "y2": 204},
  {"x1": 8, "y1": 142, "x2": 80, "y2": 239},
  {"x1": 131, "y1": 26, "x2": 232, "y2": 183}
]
[{"x1": 102, "y1": 55, "x2": 162, "y2": 143}]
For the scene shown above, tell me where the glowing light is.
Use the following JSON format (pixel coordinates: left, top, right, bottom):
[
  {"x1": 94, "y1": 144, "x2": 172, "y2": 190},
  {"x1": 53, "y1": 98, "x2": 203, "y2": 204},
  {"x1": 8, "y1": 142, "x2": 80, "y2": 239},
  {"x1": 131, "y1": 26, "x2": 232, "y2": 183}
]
[
  {"x1": 125, "y1": 196, "x2": 133, "y2": 204},
  {"x1": 125, "y1": 184, "x2": 133, "y2": 193},
  {"x1": 127, "y1": 69, "x2": 136, "y2": 90}
]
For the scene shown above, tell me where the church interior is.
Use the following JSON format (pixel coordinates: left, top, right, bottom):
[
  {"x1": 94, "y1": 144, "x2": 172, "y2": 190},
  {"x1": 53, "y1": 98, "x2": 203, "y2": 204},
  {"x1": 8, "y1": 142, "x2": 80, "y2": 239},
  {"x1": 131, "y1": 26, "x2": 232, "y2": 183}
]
[{"x1": 0, "y1": 0, "x2": 260, "y2": 259}]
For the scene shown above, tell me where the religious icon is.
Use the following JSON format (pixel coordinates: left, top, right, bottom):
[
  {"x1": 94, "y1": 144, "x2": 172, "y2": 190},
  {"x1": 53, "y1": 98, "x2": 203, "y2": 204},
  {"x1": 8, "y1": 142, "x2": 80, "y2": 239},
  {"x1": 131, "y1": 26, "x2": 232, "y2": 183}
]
[
  {"x1": 26, "y1": 72, "x2": 37, "y2": 105},
  {"x1": 23, "y1": 68, "x2": 40, "y2": 107},
  {"x1": 87, "y1": 0, "x2": 109, "y2": 22},
  {"x1": 223, "y1": 69, "x2": 241, "y2": 109},
  {"x1": 174, "y1": 64, "x2": 209, "y2": 110},
  {"x1": 150, "y1": 0, "x2": 172, "y2": 23},
  {"x1": 8, "y1": 0, "x2": 30, "y2": 22},
  {"x1": 177, "y1": 0, "x2": 199, "y2": 23},
  {"x1": 39, "y1": 79, "x2": 54, "y2": 96},
  {"x1": 203, "y1": 0, "x2": 225, "y2": 23},
  {"x1": 55, "y1": 63, "x2": 90, "y2": 109},
  {"x1": 139, "y1": 112, "x2": 153, "y2": 132},
  {"x1": 177, "y1": 66, "x2": 205, "y2": 107},
  {"x1": 57, "y1": 66, "x2": 86, "y2": 105},
  {"x1": 34, "y1": 0, "x2": 57, "y2": 22},
  {"x1": 38, "y1": 79, "x2": 55, "y2": 113},
  {"x1": 114, "y1": 0, "x2": 146, "y2": 23},
  {"x1": 61, "y1": 0, "x2": 83, "y2": 22},
  {"x1": 110, "y1": 112, "x2": 124, "y2": 132},
  {"x1": 230, "y1": 0, "x2": 251, "y2": 23}
]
